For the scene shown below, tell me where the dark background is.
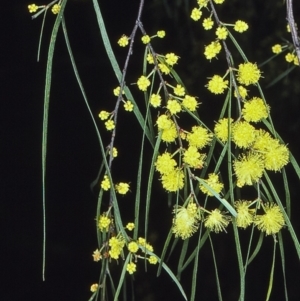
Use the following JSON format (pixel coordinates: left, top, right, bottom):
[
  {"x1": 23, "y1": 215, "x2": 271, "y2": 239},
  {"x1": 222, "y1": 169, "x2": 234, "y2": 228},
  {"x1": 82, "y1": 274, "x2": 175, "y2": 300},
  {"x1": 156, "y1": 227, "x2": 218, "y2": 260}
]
[{"x1": 2, "y1": 0, "x2": 300, "y2": 300}]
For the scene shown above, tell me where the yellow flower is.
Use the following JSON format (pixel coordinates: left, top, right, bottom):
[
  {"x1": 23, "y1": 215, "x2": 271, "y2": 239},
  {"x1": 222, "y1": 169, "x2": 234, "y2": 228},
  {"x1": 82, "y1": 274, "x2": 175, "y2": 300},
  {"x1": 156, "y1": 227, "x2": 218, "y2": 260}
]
[
  {"x1": 158, "y1": 63, "x2": 171, "y2": 74},
  {"x1": 234, "y1": 85, "x2": 248, "y2": 99},
  {"x1": 183, "y1": 146, "x2": 206, "y2": 168},
  {"x1": 216, "y1": 26, "x2": 228, "y2": 40},
  {"x1": 137, "y1": 75, "x2": 151, "y2": 91},
  {"x1": 172, "y1": 201, "x2": 200, "y2": 239},
  {"x1": 98, "y1": 214, "x2": 111, "y2": 232},
  {"x1": 126, "y1": 222, "x2": 135, "y2": 231},
  {"x1": 109, "y1": 235, "x2": 125, "y2": 259},
  {"x1": 187, "y1": 125, "x2": 213, "y2": 149},
  {"x1": 101, "y1": 175, "x2": 111, "y2": 190},
  {"x1": 126, "y1": 262, "x2": 137, "y2": 274},
  {"x1": 234, "y1": 152, "x2": 265, "y2": 187},
  {"x1": 128, "y1": 241, "x2": 139, "y2": 253},
  {"x1": 234, "y1": 20, "x2": 249, "y2": 33},
  {"x1": 155, "y1": 152, "x2": 177, "y2": 175},
  {"x1": 264, "y1": 142, "x2": 289, "y2": 171},
  {"x1": 203, "y1": 18, "x2": 214, "y2": 30},
  {"x1": 51, "y1": 4, "x2": 61, "y2": 14},
  {"x1": 161, "y1": 122, "x2": 178, "y2": 142},
  {"x1": 237, "y1": 62, "x2": 261, "y2": 86},
  {"x1": 173, "y1": 84, "x2": 185, "y2": 96},
  {"x1": 272, "y1": 44, "x2": 282, "y2": 54},
  {"x1": 98, "y1": 110, "x2": 110, "y2": 120},
  {"x1": 165, "y1": 53, "x2": 180, "y2": 66},
  {"x1": 254, "y1": 203, "x2": 285, "y2": 235},
  {"x1": 197, "y1": 0, "x2": 209, "y2": 7},
  {"x1": 214, "y1": 0, "x2": 225, "y2": 3},
  {"x1": 105, "y1": 120, "x2": 115, "y2": 131},
  {"x1": 112, "y1": 147, "x2": 118, "y2": 158},
  {"x1": 182, "y1": 95, "x2": 199, "y2": 111},
  {"x1": 156, "y1": 114, "x2": 172, "y2": 130},
  {"x1": 148, "y1": 255, "x2": 158, "y2": 264},
  {"x1": 161, "y1": 168, "x2": 184, "y2": 192},
  {"x1": 113, "y1": 86, "x2": 124, "y2": 96},
  {"x1": 118, "y1": 35, "x2": 129, "y2": 47},
  {"x1": 206, "y1": 75, "x2": 228, "y2": 94},
  {"x1": 191, "y1": 8, "x2": 202, "y2": 21},
  {"x1": 232, "y1": 121, "x2": 256, "y2": 148},
  {"x1": 92, "y1": 249, "x2": 102, "y2": 261},
  {"x1": 90, "y1": 283, "x2": 99, "y2": 293},
  {"x1": 138, "y1": 237, "x2": 154, "y2": 252},
  {"x1": 204, "y1": 41, "x2": 222, "y2": 60},
  {"x1": 199, "y1": 173, "x2": 224, "y2": 196},
  {"x1": 242, "y1": 97, "x2": 269, "y2": 122},
  {"x1": 214, "y1": 118, "x2": 233, "y2": 143},
  {"x1": 124, "y1": 100, "x2": 134, "y2": 112},
  {"x1": 157, "y1": 30, "x2": 166, "y2": 38},
  {"x1": 150, "y1": 94, "x2": 162, "y2": 108},
  {"x1": 285, "y1": 53, "x2": 295, "y2": 63},
  {"x1": 234, "y1": 200, "x2": 254, "y2": 229},
  {"x1": 204, "y1": 209, "x2": 230, "y2": 233},
  {"x1": 141, "y1": 35, "x2": 151, "y2": 44},
  {"x1": 28, "y1": 4, "x2": 39, "y2": 13},
  {"x1": 115, "y1": 182, "x2": 130, "y2": 194},
  {"x1": 147, "y1": 53, "x2": 154, "y2": 64},
  {"x1": 167, "y1": 99, "x2": 182, "y2": 115}
]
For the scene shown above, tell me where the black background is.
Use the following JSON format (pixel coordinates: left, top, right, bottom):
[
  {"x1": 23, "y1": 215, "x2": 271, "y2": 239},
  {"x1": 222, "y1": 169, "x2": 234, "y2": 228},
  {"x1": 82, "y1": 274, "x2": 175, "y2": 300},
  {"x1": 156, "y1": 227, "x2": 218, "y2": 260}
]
[{"x1": 3, "y1": 0, "x2": 300, "y2": 300}]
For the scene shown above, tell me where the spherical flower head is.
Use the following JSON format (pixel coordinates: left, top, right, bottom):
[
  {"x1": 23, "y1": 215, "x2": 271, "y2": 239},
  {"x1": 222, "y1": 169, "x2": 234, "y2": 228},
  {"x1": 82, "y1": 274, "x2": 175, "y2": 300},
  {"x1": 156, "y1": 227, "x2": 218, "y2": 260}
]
[
  {"x1": 126, "y1": 262, "x2": 136, "y2": 274},
  {"x1": 206, "y1": 75, "x2": 228, "y2": 94},
  {"x1": 98, "y1": 214, "x2": 111, "y2": 232},
  {"x1": 187, "y1": 125, "x2": 213, "y2": 149},
  {"x1": 294, "y1": 56, "x2": 299, "y2": 66},
  {"x1": 272, "y1": 44, "x2": 282, "y2": 54},
  {"x1": 115, "y1": 182, "x2": 130, "y2": 194},
  {"x1": 158, "y1": 63, "x2": 171, "y2": 74},
  {"x1": 172, "y1": 202, "x2": 200, "y2": 239},
  {"x1": 199, "y1": 173, "x2": 224, "y2": 196},
  {"x1": 234, "y1": 20, "x2": 249, "y2": 33},
  {"x1": 165, "y1": 53, "x2": 180, "y2": 66},
  {"x1": 51, "y1": 4, "x2": 61, "y2": 14},
  {"x1": 90, "y1": 283, "x2": 99, "y2": 293},
  {"x1": 254, "y1": 203, "x2": 285, "y2": 235},
  {"x1": 157, "y1": 30, "x2": 166, "y2": 38},
  {"x1": 98, "y1": 110, "x2": 110, "y2": 120},
  {"x1": 109, "y1": 235, "x2": 125, "y2": 259},
  {"x1": 252, "y1": 130, "x2": 273, "y2": 151},
  {"x1": 204, "y1": 209, "x2": 230, "y2": 233},
  {"x1": 216, "y1": 26, "x2": 228, "y2": 40},
  {"x1": 167, "y1": 99, "x2": 182, "y2": 115},
  {"x1": 161, "y1": 122, "x2": 178, "y2": 143},
  {"x1": 101, "y1": 175, "x2": 111, "y2": 190},
  {"x1": 203, "y1": 18, "x2": 214, "y2": 30},
  {"x1": 124, "y1": 100, "x2": 134, "y2": 112},
  {"x1": 148, "y1": 255, "x2": 158, "y2": 264},
  {"x1": 113, "y1": 86, "x2": 124, "y2": 96},
  {"x1": 197, "y1": 0, "x2": 209, "y2": 7},
  {"x1": 138, "y1": 237, "x2": 154, "y2": 252},
  {"x1": 287, "y1": 24, "x2": 291, "y2": 32},
  {"x1": 285, "y1": 53, "x2": 295, "y2": 63},
  {"x1": 214, "y1": 118, "x2": 233, "y2": 143},
  {"x1": 126, "y1": 222, "x2": 135, "y2": 231},
  {"x1": 234, "y1": 152, "x2": 265, "y2": 187},
  {"x1": 156, "y1": 114, "x2": 172, "y2": 130},
  {"x1": 118, "y1": 35, "x2": 129, "y2": 47},
  {"x1": 141, "y1": 35, "x2": 151, "y2": 44},
  {"x1": 242, "y1": 97, "x2": 269, "y2": 123},
  {"x1": 234, "y1": 200, "x2": 254, "y2": 229},
  {"x1": 232, "y1": 121, "x2": 256, "y2": 148},
  {"x1": 213, "y1": 0, "x2": 225, "y2": 3},
  {"x1": 150, "y1": 94, "x2": 162, "y2": 108},
  {"x1": 147, "y1": 53, "x2": 154, "y2": 64},
  {"x1": 264, "y1": 142, "x2": 289, "y2": 171},
  {"x1": 105, "y1": 120, "x2": 115, "y2": 131},
  {"x1": 137, "y1": 75, "x2": 151, "y2": 91},
  {"x1": 128, "y1": 241, "x2": 139, "y2": 253},
  {"x1": 183, "y1": 146, "x2": 206, "y2": 168},
  {"x1": 112, "y1": 147, "x2": 118, "y2": 158},
  {"x1": 92, "y1": 249, "x2": 102, "y2": 261},
  {"x1": 182, "y1": 95, "x2": 199, "y2": 111},
  {"x1": 173, "y1": 84, "x2": 185, "y2": 96},
  {"x1": 28, "y1": 4, "x2": 39, "y2": 13},
  {"x1": 204, "y1": 41, "x2": 222, "y2": 60},
  {"x1": 237, "y1": 62, "x2": 261, "y2": 86},
  {"x1": 161, "y1": 168, "x2": 184, "y2": 192},
  {"x1": 191, "y1": 8, "x2": 202, "y2": 21},
  {"x1": 155, "y1": 152, "x2": 177, "y2": 175},
  {"x1": 234, "y1": 86, "x2": 248, "y2": 99}
]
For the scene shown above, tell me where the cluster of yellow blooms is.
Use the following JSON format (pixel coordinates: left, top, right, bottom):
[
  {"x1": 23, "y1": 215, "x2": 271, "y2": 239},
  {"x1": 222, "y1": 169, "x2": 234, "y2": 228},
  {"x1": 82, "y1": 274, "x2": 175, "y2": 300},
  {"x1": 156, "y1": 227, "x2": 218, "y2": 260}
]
[
  {"x1": 28, "y1": 2, "x2": 61, "y2": 15},
  {"x1": 91, "y1": 218, "x2": 158, "y2": 284},
  {"x1": 172, "y1": 197, "x2": 285, "y2": 239},
  {"x1": 100, "y1": 174, "x2": 130, "y2": 194}
]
